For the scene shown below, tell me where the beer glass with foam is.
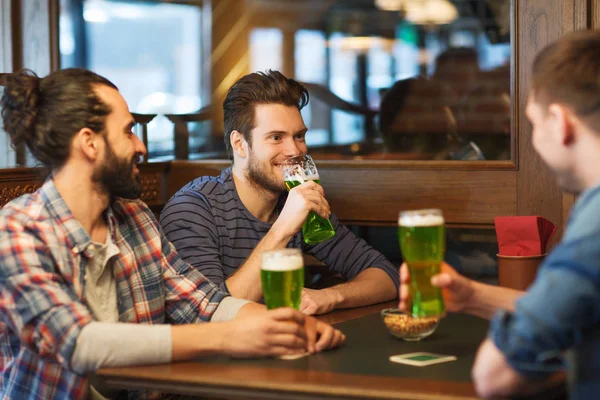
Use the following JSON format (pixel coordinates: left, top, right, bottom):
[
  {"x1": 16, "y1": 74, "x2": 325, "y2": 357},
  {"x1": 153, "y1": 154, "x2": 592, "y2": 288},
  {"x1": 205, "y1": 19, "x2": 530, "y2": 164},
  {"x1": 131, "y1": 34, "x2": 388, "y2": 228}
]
[
  {"x1": 261, "y1": 248, "x2": 304, "y2": 309},
  {"x1": 282, "y1": 155, "x2": 335, "y2": 244},
  {"x1": 398, "y1": 209, "x2": 446, "y2": 318}
]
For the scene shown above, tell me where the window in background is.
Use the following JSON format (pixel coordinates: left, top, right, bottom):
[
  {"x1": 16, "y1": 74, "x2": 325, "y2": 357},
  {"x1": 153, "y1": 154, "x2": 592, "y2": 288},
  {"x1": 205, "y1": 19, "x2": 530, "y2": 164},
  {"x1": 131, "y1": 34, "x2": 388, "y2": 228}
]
[
  {"x1": 59, "y1": 0, "x2": 202, "y2": 160},
  {"x1": 295, "y1": 30, "x2": 329, "y2": 147},
  {"x1": 250, "y1": 28, "x2": 282, "y2": 73},
  {"x1": 328, "y1": 33, "x2": 364, "y2": 146},
  {"x1": 0, "y1": 85, "x2": 17, "y2": 168},
  {"x1": 367, "y1": 45, "x2": 394, "y2": 109}
]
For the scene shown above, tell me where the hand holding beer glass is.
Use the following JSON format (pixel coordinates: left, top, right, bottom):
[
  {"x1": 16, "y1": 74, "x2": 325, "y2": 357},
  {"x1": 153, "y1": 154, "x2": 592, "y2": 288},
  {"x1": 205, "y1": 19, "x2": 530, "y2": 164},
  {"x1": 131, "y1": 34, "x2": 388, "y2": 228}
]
[
  {"x1": 398, "y1": 209, "x2": 446, "y2": 318},
  {"x1": 261, "y1": 248, "x2": 304, "y2": 310},
  {"x1": 282, "y1": 155, "x2": 335, "y2": 244}
]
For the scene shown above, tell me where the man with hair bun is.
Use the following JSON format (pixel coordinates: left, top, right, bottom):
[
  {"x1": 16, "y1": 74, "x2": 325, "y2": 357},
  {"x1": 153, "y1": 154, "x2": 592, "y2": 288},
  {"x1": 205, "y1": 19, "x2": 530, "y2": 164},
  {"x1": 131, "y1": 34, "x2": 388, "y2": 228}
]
[{"x1": 0, "y1": 68, "x2": 344, "y2": 399}]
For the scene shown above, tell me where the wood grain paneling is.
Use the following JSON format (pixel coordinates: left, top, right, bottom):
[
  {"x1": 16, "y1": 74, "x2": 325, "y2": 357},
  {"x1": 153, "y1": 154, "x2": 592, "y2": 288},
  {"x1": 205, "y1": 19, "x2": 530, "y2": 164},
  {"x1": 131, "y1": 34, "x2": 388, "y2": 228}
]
[
  {"x1": 0, "y1": 168, "x2": 45, "y2": 207},
  {"x1": 320, "y1": 168, "x2": 516, "y2": 226},
  {"x1": 516, "y1": 1, "x2": 566, "y2": 238},
  {"x1": 557, "y1": 0, "x2": 588, "y2": 231},
  {"x1": 166, "y1": 160, "x2": 516, "y2": 227},
  {"x1": 97, "y1": 363, "x2": 478, "y2": 400},
  {"x1": 210, "y1": 0, "x2": 253, "y2": 132},
  {"x1": 561, "y1": 0, "x2": 589, "y2": 32},
  {"x1": 0, "y1": 163, "x2": 170, "y2": 208},
  {"x1": 593, "y1": 0, "x2": 600, "y2": 29}
]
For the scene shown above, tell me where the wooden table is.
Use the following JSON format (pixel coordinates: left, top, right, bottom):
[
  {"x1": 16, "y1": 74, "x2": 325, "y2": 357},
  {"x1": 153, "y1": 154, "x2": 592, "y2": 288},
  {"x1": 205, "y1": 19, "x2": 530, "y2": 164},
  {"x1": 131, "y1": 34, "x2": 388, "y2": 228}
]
[{"x1": 93, "y1": 301, "x2": 489, "y2": 399}]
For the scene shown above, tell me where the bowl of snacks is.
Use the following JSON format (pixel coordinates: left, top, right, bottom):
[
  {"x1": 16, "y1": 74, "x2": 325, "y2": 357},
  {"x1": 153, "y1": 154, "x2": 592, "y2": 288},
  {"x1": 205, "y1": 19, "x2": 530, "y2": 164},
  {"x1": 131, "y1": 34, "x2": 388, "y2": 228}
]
[{"x1": 381, "y1": 308, "x2": 440, "y2": 341}]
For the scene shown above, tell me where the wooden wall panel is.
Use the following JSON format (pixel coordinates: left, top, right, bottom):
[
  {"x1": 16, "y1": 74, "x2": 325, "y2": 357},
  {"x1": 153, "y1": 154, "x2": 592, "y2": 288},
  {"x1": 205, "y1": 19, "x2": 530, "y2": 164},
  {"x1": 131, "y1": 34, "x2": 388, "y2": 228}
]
[
  {"x1": 210, "y1": 0, "x2": 253, "y2": 133},
  {"x1": 319, "y1": 168, "x2": 516, "y2": 226},
  {"x1": 560, "y1": 0, "x2": 589, "y2": 32},
  {"x1": 166, "y1": 160, "x2": 517, "y2": 227},
  {"x1": 516, "y1": 1, "x2": 568, "y2": 240},
  {"x1": 593, "y1": 0, "x2": 600, "y2": 29},
  {"x1": 0, "y1": 163, "x2": 170, "y2": 208},
  {"x1": 557, "y1": 0, "x2": 588, "y2": 232}
]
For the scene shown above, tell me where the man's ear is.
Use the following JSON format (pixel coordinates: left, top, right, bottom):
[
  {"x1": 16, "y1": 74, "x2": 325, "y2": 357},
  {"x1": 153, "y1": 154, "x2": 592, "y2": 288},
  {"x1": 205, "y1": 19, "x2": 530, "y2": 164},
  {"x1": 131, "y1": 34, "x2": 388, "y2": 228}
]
[
  {"x1": 73, "y1": 127, "x2": 101, "y2": 161},
  {"x1": 548, "y1": 103, "x2": 576, "y2": 146},
  {"x1": 230, "y1": 130, "x2": 248, "y2": 159}
]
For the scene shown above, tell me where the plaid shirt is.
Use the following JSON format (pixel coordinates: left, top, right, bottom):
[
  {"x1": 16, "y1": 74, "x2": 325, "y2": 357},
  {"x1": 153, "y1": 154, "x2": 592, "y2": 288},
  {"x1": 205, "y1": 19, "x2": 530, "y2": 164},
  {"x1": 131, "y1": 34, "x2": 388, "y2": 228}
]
[{"x1": 0, "y1": 179, "x2": 227, "y2": 399}]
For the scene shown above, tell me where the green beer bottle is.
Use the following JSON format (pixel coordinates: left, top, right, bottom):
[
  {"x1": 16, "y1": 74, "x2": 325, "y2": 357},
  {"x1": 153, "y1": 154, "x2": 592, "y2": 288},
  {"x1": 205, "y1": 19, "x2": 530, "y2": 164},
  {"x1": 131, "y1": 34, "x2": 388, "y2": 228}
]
[
  {"x1": 282, "y1": 155, "x2": 335, "y2": 245},
  {"x1": 285, "y1": 176, "x2": 335, "y2": 244},
  {"x1": 398, "y1": 209, "x2": 446, "y2": 318}
]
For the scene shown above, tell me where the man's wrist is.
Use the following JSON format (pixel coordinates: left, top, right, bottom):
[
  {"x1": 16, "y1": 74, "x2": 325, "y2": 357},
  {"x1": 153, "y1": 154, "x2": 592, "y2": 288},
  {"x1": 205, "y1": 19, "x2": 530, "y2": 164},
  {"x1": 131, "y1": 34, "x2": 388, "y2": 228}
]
[
  {"x1": 322, "y1": 287, "x2": 344, "y2": 309},
  {"x1": 462, "y1": 280, "x2": 489, "y2": 317},
  {"x1": 213, "y1": 322, "x2": 229, "y2": 354},
  {"x1": 236, "y1": 301, "x2": 267, "y2": 319},
  {"x1": 268, "y1": 220, "x2": 294, "y2": 245}
]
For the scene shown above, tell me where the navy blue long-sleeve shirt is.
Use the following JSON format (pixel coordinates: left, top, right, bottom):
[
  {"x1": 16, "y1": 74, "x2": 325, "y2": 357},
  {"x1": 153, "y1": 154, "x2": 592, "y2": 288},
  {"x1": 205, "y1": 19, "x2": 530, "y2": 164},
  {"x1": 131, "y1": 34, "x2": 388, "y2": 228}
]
[{"x1": 159, "y1": 167, "x2": 399, "y2": 294}]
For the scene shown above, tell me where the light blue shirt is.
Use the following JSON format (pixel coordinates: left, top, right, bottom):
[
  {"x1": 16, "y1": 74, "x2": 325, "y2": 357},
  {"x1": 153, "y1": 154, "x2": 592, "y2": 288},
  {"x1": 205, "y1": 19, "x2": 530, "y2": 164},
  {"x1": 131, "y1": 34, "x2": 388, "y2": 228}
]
[{"x1": 490, "y1": 184, "x2": 600, "y2": 400}]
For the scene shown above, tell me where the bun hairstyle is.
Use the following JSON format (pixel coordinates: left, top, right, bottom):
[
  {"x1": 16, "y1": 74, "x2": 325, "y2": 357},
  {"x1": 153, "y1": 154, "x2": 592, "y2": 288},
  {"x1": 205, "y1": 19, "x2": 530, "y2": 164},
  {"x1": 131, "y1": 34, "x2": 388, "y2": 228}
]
[{"x1": 0, "y1": 68, "x2": 118, "y2": 169}]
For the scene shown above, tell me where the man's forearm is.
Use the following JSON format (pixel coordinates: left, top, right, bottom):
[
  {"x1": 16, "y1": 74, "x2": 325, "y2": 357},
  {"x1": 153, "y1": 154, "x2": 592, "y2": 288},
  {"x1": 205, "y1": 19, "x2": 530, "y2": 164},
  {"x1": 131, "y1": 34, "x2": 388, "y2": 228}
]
[
  {"x1": 322, "y1": 268, "x2": 397, "y2": 309},
  {"x1": 71, "y1": 322, "x2": 172, "y2": 374},
  {"x1": 225, "y1": 226, "x2": 293, "y2": 301},
  {"x1": 472, "y1": 338, "x2": 565, "y2": 398},
  {"x1": 465, "y1": 281, "x2": 524, "y2": 320},
  {"x1": 173, "y1": 302, "x2": 267, "y2": 361},
  {"x1": 71, "y1": 321, "x2": 237, "y2": 374}
]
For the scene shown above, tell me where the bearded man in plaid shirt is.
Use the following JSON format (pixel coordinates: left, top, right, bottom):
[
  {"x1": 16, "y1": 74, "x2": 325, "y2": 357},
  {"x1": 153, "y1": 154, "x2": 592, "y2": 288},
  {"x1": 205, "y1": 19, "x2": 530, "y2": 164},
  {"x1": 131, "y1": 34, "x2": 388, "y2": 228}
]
[{"x1": 0, "y1": 69, "x2": 344, "y2": 399}]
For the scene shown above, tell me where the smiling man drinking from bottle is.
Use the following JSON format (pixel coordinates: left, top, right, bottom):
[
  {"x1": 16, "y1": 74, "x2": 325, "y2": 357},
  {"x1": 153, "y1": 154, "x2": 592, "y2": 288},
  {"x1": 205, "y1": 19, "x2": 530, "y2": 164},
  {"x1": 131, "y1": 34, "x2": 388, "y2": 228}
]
[{"x1": 160, "y1": 70, "x2": 398, "y2": 315}]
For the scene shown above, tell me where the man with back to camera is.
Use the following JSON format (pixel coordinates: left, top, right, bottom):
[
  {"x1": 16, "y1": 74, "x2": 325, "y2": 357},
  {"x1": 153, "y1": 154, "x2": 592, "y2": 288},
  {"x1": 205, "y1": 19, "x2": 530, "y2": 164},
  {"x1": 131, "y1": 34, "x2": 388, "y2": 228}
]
[
  {"x1": 398, "y1": 30, "x2": 600, "y2": 400},
  {"x1": 160, "y1": 70, "x2": 399, "y2": 315},
  {"x1": 0, "y1": 68, "x2": 344, "y2": 399}
]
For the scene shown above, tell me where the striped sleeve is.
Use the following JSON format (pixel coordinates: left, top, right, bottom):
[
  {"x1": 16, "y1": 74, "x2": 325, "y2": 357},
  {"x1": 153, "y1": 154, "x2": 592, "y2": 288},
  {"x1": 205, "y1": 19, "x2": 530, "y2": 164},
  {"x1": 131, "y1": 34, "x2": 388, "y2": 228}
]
[
  {"x1": 0, "y1": 215, "x2": 93, "y2": 370},
  {"x1": 160, "y1": 190, "x2": 228, "y2": 291},
  {"x1": 306, "y1": 213, "x2": 400, "y2": 288}
]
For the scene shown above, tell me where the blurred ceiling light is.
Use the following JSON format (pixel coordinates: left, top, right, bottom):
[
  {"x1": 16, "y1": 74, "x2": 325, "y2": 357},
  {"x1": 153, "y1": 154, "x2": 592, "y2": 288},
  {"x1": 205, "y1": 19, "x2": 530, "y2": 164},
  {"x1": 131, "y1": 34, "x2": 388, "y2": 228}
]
[
  {"x1": 375, "y1": 0, "x2": 459, "y2": 25},
  {"x1": 331, "y1": 36, "x2": 394, "y2": 53},
  {"x1": 375, "y1": 0, "x2": 405, "y2": 11}
]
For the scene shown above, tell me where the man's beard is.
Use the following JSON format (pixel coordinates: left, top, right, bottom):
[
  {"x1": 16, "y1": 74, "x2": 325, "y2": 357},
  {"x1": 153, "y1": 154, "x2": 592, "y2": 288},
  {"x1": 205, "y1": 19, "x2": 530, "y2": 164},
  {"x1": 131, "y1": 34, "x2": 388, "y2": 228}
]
[
  {"x1": 246, "y1": 151, "x2": 285, "y2": 193},
  {"x1": 93, "y1": 141, "x2": 143, "y2": 200}
]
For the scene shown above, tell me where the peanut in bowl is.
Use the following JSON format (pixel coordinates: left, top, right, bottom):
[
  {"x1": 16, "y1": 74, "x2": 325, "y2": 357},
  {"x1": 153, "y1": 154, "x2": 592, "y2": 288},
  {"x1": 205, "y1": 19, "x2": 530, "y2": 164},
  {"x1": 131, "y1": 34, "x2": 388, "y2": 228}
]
[{"x1": 381, "y1": 308, "x2": 440, "y2": 341}]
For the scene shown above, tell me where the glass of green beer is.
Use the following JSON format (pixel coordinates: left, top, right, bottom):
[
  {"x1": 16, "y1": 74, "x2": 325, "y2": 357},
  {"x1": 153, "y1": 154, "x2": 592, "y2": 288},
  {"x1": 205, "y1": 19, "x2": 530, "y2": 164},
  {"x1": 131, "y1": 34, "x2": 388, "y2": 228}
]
[
  {"x1": 398, "y1": 209, "x2": 446, "y2": 318},
  {"x1": 282, "y1": 155, "x2": 335, "y2": 244},
  {"x1": 261, "y1": 248, "x2": 304, "y2": 309}
]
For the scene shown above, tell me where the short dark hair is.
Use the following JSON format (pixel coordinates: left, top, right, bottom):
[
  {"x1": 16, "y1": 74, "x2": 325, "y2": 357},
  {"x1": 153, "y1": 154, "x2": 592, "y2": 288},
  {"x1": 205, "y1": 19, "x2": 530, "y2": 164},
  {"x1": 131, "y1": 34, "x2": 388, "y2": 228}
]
[
  {"x1": 223, "y1": 70, "x2": 309, "y2": 160},
  {"x1": 531, "y1": 30, "x2": 600, "y2": 132},
  {"x1": 1, "y1": 68, "x2": 117, "y2": 169}
]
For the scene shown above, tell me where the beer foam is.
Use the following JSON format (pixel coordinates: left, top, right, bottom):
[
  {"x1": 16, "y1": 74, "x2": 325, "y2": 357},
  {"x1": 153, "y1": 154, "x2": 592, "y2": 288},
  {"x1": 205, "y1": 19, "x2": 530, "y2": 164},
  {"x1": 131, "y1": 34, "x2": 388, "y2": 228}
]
[
  {"x1": 284, "y1": 174, "x2": 319, "y2": 183},
  {"x1": 398, "y1": 214, "x2": 445, "y2": 227},
  {"x1": 262, "y1": 254, "x2": 303, "y2": 271}
]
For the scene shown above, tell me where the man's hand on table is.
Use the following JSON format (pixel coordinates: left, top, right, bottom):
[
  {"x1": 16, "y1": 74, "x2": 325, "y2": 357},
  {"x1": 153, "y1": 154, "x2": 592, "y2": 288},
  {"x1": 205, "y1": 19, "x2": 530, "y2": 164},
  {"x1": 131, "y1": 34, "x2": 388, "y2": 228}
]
[
  {"x1": 306, "y1": 313, "x2": 346, "y2": 352},
  {"x1": 224, "y1": 307, "x2": 345, "y2": 358},
  {"x1": 398, "y1": 262, "x2": 475, "y2": 314}
]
